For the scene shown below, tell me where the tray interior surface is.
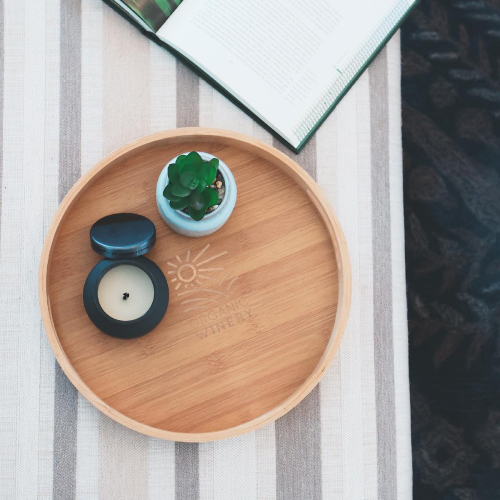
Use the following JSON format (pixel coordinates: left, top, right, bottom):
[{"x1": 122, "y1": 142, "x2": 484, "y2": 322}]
[{"x1": 45, "y1": 134, "x2": 340, "y2": 436}]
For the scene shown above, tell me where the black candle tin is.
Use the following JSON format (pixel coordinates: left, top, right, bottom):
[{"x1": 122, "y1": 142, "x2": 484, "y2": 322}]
[{"x1": 83, "y1": 213, "x2": 169, "y2": 339}]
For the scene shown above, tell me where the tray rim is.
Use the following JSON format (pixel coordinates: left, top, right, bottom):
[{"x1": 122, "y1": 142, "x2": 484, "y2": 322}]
[{"x1": 39, "y1": 128, "x2": 351, "y2": 442}]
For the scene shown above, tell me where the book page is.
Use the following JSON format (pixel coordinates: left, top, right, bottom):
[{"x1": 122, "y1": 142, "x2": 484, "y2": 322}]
[{"x1": 159, "y1": 0, "x2": 409, "y2": 146}]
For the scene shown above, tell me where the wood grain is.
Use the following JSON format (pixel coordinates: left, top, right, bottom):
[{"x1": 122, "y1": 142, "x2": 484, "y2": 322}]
[{"x1": 39, "y1": 128, "x2": 351, "y2": 442}]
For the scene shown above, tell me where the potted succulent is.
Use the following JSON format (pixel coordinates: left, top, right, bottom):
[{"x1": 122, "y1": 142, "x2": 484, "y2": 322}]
[{"x1": 156, "y1": 151, "x2": 237, "y2": 237}]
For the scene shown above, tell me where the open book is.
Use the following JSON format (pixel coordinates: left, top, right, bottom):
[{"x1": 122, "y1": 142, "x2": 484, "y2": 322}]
[{"x1": 108, "y1": 0, "x2": 417, "y2": 152}]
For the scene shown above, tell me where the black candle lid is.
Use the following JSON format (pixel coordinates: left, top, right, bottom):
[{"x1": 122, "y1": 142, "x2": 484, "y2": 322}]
[{"x1": 90, "y1": 213, "x2": 156, "y2": 259}]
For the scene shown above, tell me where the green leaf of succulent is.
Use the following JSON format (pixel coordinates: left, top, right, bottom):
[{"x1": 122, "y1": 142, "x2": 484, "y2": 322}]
[
  {"x1": 186, "y1": 151, "x2": 203, "y2": 166},
  {"x1": 169, "y1": 198, "x2": 189, "y2": 210},
  {"x1": 168, "y1": 163, "x2": 179, "y2": 183},
  {"x1": 170, "y1": 183, "x2": 192, "y2": 198},
  {"x1": 175, "y1": 155, "x2": 187, "y2": 166},
  {"x1": 195, "y1": 178, "x2": 207, "y2": 193},
  {"x1": 201, "y1": 191, "x2": 211, "y2": 212},
  {"x1": 195, "y1": 163, "x2": 205, "y2": 179},
  {"x1": 175, "y1": 155, "x2": 188, "y2": 174},
  {"x1": 163, "y1": 184, "x2": 181, "y2": 201},
  {"x1": 189, "y1": 190, "x2": 206, "y2": 211},
  {"x1": 206, "y1": 187, "x2": 219, "y2": 207},
  {"x1": 188, "y1": 206, "x2": 205, "y2": 221},
  {"x1": 208, "y1": 157, "x2": 219, "y2": 169},
  {"x1": 206, "y1": 164, "x2": 217, "y2": 185},
  {"x1": 180, "y1": 171, "x2": 200, "y2": 190},
  {"x1": 181, "y1": 163, "x2": 198, "y2": 177}
]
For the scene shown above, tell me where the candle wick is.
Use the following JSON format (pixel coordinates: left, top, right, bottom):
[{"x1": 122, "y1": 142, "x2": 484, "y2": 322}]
[{"x1": 123, "y1": 292, "x2": 129, "y2": 300}]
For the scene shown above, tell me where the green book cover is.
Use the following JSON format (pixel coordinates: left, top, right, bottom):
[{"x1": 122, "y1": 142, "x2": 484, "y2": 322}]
[{"x1": 121, "y1": 0, "x2": 183, "y2": 31}]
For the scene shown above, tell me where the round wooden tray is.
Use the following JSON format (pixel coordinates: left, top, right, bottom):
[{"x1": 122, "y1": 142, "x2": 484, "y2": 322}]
[{"x1": 39, "y1": 128, "x2": 351, "y2": 442}]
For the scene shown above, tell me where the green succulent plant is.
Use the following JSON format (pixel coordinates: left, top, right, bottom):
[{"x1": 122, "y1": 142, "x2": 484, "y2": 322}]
[{"x1": 163, "y1": 151, "x2": 220, "y2": 221}]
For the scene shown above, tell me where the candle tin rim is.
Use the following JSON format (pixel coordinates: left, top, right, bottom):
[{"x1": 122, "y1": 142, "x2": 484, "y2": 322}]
[{"x1": 83, "y1": 257, "x2": 169, "y2": 339}]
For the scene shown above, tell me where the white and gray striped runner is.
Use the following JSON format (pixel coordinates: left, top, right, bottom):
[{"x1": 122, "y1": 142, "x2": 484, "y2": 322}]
[{"x1": 0, "y1": 0, "x2": 412, "y2": 498}]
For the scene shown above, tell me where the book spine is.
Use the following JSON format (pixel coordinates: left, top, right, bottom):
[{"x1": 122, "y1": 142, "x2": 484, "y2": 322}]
[{"x1": 293, "y1": 0, "x2": 412, "y2": 144}]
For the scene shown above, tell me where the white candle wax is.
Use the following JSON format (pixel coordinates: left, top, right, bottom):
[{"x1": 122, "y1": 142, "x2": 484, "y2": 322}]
[{"x1": 98, "y1": 265, "x2": 154, "y2": 321}]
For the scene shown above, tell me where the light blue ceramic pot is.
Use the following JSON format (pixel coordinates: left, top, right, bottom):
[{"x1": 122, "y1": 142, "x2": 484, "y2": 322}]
[{"x1": 156, "y1": 152, "x2": 237, "y2": 238}]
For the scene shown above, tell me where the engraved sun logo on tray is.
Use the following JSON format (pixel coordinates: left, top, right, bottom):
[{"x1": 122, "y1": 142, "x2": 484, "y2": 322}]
[{"x1": 167, "y1": 244, "x2": 239, "y2": 313}]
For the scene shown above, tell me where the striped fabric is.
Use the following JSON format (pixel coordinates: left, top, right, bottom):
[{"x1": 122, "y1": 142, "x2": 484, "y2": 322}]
[{"x1": 0, "y1": 0, "x2": 412, "y2": 498}]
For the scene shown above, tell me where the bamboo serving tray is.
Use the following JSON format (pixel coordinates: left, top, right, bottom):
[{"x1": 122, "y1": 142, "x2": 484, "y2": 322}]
[{"x1": 39, "y1": 128, "x2": 351, "y2": 442}]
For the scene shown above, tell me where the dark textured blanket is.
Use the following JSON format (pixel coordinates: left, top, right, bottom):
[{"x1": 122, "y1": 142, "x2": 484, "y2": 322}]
[{"x1": 402, "y1": 1, "x2": 500, "y2": 498}]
